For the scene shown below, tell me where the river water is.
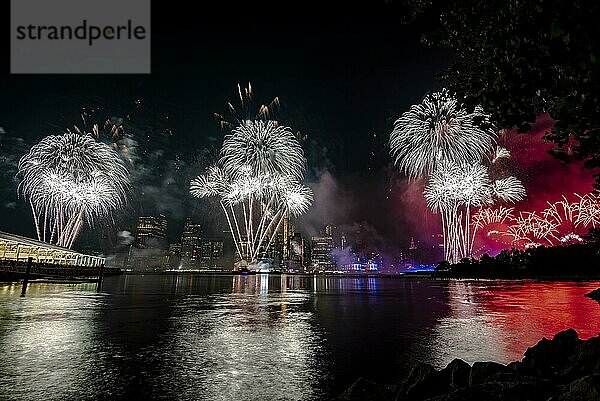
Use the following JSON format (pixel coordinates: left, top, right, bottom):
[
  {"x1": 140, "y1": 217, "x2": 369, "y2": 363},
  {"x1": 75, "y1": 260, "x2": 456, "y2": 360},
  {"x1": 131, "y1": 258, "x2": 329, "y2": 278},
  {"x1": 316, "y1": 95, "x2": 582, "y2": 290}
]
[{"x1": 0, "y1": 274, "x2": 599, "y2": 400}]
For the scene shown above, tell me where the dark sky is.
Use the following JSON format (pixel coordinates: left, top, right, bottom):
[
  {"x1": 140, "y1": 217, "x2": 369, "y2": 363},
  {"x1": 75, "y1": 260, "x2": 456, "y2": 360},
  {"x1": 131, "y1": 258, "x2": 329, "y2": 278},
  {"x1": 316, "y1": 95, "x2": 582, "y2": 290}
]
[{"x1": 0, "y1": 1, "x2": 451, "y2": 255}]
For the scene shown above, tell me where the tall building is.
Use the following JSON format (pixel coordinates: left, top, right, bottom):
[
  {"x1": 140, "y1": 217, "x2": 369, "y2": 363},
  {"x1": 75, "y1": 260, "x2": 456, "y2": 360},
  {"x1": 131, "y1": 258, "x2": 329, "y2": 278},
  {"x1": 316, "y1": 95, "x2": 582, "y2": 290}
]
[
  {"x1": 407, "y1": 237, "x2": 418, "y2": 268},
  {"x1": 322, "y1": 224, "x2": 339, "y2": 248},
  {"x1": 164, "y1": 243, "x2": 181, "y2": 269},
  {"x1": 180, "y1": 218, "x2": 202, "y2": 259},
  {"x1": 199, "y1": 238, "x2": 225, "y2": 269},
  {"x1": 282, "y1": 215, "x2": 291, "y2": 259},
  {"x1": 135, "y1": 215, "x2": 168, "y2": 248},
  {"x1": 311, "y1": 235, "x2": 334, "y2": 271}
]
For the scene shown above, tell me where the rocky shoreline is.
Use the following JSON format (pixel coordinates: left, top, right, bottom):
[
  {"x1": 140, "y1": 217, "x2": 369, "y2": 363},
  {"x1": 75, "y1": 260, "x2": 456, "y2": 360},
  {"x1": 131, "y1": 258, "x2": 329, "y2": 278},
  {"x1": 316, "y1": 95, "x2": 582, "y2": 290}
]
[{"x1": 336, "y1": 328, "x2": 600, "y2": 400}]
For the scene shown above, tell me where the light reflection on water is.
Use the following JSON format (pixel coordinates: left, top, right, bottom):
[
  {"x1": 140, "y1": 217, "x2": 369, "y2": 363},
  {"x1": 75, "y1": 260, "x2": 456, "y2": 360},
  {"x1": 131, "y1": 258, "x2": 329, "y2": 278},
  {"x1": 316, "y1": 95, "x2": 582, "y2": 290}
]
[{"x1": 0, "y1": 275, "x2": 599, "y2": 400}]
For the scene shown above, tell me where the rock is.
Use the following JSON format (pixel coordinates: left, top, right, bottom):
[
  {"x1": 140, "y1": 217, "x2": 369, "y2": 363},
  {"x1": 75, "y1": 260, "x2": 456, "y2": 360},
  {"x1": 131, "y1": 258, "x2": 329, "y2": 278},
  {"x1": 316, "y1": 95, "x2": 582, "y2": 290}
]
[
  {"x1": 396, "y1": 361, "x2": 448, "y2": 400},
  {"x1": 585, "y1": 288, "x2": 600, "y2": 303},
  {"x1": 469, "y1": 361, "x2": 510, "y2": 386},
  {"x1": 555, "y1": 374, "x2": 600, "y2": 401},
  {"x1": 427, "y1": 381, "x2": 550, "y2": 401},
  {"x1": 442, "y1": 359, "x2": 471, "y2": 389},
  {"x1": 337, "y1": 377, "x2": 398, "y2": 401},
  {"x1": 563, "y1": 336, "x2": 600, "y2": 380},
  {"x1": 520, "y1": 329, "x2": 582, "y2": 380},
  {"x1": 338, "y1": 329, "x2": 600, "y2": 401}
]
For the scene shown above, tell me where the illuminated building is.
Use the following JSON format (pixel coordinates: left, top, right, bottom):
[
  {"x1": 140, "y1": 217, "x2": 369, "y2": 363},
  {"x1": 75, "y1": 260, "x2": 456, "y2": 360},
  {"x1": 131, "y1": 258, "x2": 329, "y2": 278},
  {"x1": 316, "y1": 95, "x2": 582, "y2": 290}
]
[
  {"x1": 164, "y1": 243, "x2": 181, "y2": 268},
  {"x1": 0, "y1": 231, "x2": 105, "y2": 267},
  {"x1": 135, "y1": 215, "x2": 168, "y2": 248},
  {"x1": 407, "y1": 237, "x2": 418, "y2": 267},
  {"x1": 322, "y1": 224, "x2": 340, "y2": 249},
  {"x1": 180, "y1": 218, "x2": 202, "y2": 259},
  {"x1": 311, "y1": 235, "x2": 334, "y2": 271},
  {"x1": 199, "y1": 238, "x2": 225, "y2": 269},
  {"x1": 282, "y1": 215, "x2": 295, "y2": 259},
  {"x1": 283, "y1": 232, "x2": 308, "y2": 272}
]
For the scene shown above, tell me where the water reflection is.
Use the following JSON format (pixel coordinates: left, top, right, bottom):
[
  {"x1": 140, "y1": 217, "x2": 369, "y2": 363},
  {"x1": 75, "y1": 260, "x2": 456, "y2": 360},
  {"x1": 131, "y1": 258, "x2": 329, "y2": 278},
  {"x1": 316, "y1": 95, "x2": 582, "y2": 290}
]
[
  {"x1": 162, "y1": 278, "x2": 329, "y2": 400},
  {"x1": 420, "y1": 280, "x2": 600, "y2": 368},
  {"x1": 0, "y1": 276, "x2": 598, "y2": 400},
  {"x1": 0, "y1": 283, "x2": 116, "y2": 401}
]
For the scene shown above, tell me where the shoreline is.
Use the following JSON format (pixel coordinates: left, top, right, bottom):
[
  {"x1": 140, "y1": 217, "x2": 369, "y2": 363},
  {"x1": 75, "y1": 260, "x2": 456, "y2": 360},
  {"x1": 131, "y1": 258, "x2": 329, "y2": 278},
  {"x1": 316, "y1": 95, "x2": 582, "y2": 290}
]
[
  {"x1": 3, "y1": 269, "x2": 600, "y2": 283},
  {"x1": 119, "y1": 271, "x2": 600, "y2": 282},
  {"x1": 336, "y1": 328, "x2": 600, "y2": 401}
]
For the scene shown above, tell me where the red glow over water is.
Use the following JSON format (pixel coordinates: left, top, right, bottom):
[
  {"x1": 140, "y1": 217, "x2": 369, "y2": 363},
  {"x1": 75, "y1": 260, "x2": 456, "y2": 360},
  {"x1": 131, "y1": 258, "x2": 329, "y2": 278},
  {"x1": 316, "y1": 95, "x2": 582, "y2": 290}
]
[{"x1": 431, "y1": 281, "x2": 600, "y2": 366}]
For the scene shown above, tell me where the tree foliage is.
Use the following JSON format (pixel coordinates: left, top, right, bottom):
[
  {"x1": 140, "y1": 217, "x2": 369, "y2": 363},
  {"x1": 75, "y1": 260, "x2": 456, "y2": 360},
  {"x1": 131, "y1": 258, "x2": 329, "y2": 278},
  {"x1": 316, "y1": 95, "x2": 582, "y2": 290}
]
[{"x1": 405, "y1": 0, "x2": 600, "y2": 183}]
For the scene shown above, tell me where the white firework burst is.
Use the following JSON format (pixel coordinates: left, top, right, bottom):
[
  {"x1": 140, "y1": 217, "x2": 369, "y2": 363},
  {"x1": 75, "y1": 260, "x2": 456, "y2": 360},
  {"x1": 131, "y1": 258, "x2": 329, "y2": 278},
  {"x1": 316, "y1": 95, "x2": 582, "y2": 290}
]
[
  {"x1": 18, "y1": 131, "x2": 130, "y2": 248},
  {"x1": 190, "y1": 117, "x2": 312, "y2": 266},
  {"x1": 390, "y1": 89, "x2": 497, "y2": 178},
  {"x1": 220, "y1": 120, "x2": 305, "y2": 181},
  {"x1": 493, "y1": 177, "x2": 526, "y2": 203}
]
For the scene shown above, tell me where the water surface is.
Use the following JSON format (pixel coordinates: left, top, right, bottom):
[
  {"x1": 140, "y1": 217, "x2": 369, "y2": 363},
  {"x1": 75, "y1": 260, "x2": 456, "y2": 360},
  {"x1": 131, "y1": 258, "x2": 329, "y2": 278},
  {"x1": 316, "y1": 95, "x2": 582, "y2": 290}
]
[{"x1": 0, "y1": 274, "x2": 599, "y2": 400}]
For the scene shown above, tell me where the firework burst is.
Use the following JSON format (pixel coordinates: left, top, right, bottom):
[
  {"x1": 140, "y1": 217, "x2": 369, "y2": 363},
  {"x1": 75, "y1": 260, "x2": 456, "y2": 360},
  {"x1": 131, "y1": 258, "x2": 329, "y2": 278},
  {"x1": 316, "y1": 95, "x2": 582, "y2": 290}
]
[
  {"x1": 473, "y1": 193, "x2": 600, "y2": 251},
  {"x1": 220, "y1": 120, "x2": 305, "y2": 181},
  {"x1": 390, "y1": 89, "x2": 497, "y2": 178},
  {"x1": 390, "y1": 89, "x2": 525, "y2": 263},
  {"x1": 213, "y1": 83, "x2": 281, "y2": 130},
  {"x1": 424, "y1": 161, "x2": 523, "y2": 262},
  {"x1": 18, "y1": 131, "x2": 130, "y2": 248},
  {"x1": 191, "y1": 117, "x2": 311, "y2": 266}
]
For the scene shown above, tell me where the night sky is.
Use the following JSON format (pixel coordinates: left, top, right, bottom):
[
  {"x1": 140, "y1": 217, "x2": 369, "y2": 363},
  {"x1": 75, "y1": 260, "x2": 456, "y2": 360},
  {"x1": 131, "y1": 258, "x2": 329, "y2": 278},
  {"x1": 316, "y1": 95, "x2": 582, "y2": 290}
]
[{"x1": 1, "y1": 1, "x2": 595, "y2": 260}]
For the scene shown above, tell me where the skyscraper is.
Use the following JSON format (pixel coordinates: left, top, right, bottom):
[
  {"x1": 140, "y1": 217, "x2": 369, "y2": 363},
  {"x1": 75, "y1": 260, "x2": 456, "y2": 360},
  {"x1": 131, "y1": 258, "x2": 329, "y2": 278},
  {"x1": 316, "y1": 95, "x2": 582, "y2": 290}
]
[
  {"x1": 135, "y1": 215, "x2": 168, "y2": 248},
  {"x1": 199, "y1": 238, "x2": 225, "y2": 269},
  {"x1": 407, "y1": 237, "x2": 418, "y2": 268},
  {"x1": 311, "y1": 235, "x2": 334, "y2": 271},
  {"x1": 180, "y1": 218, "x2": 202, "y2": 259}
]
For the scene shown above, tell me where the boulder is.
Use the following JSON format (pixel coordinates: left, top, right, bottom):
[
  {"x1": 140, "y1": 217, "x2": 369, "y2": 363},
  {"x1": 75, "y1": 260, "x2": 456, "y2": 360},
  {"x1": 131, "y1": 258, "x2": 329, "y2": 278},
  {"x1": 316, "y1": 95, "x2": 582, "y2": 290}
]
[
  {"x1": 555, "y1": 374, "x2": 600, "y2": 401},
  {"x1": 562, "y1": 336, "x2": 600, "y2": 380},
  {"x1": 427, "y1": 381, "x2": 551, "y2": 401},
  {"x1": 585, "y1": 288, "x2": 600, "y2": 303},
  {"x1": 442, "y1": 359, "x2": 471, "y2": 389},
  {"x1": 469, "y1": 362, "x2": 510, "y2": 386},
  {"x1": 396, "y1": 361, "x2": 448, "y2": 400},
  {"x1": 337, "y1": 377, "x2": 398, "y2": 401},
  {"x1": 520, "y1": 329, "x2": 582, "y2": 380}
]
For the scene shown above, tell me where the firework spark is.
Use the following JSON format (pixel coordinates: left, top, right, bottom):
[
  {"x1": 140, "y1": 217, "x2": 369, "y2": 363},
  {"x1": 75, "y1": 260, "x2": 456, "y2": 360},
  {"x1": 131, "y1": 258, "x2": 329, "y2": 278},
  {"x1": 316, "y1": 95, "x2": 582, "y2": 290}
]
[
  {"x1": 18, "y1": 131, "x2": 130, "y2": 248},
  {"x1": 213, "y1": 83, "x2": 281, "y2": 130},
  {"x1": 220, "y1": 120, "x2": 305, "y2": 181},
  {"x1": 191, "y1": 117, "x2": 311, "y2": 267},
  {"x1": 389, "y1": 89, "x2": 497, "y2": 178}
]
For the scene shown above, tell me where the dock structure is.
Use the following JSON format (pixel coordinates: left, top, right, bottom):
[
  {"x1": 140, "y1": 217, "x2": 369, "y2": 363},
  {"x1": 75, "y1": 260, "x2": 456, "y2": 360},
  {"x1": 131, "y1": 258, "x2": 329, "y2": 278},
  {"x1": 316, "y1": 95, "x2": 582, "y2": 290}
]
[
  {"x1": 0, "y1": 231, "x2": 119, "y2": 282},
  {"x1": 0, "y1": 230, "x2": 105, "y2": 267}
]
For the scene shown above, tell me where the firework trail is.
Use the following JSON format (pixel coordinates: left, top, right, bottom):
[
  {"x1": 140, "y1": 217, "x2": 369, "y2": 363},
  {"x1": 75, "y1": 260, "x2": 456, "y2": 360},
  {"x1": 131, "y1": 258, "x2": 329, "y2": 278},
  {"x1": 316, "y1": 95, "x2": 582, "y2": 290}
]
[
  {"x1": 424, "y1": 160, "x2": 524, "y2": 262},
  {"x1": 18, "y1": 131, "x2": 130, "y2": 249},
  {"x1": 191, "y1": 120, "x2": 312, "y2": 267},
  {"x1": 390, "y1": 89, "x2": 525, "y2": 263},
  {"x1": 213, "y1": 83, "x2": 281, "y2": 130},
  {"x1": 473, "y1": 193, "x2": 600, "y2": 251}
]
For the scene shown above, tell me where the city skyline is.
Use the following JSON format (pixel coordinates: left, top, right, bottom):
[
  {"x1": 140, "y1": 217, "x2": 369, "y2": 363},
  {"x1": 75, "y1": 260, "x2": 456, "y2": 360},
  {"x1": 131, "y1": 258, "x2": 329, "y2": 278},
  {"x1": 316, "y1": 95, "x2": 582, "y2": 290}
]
[{"x1": 0, "y1": 1, "x2": 598, "y2": 268}]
